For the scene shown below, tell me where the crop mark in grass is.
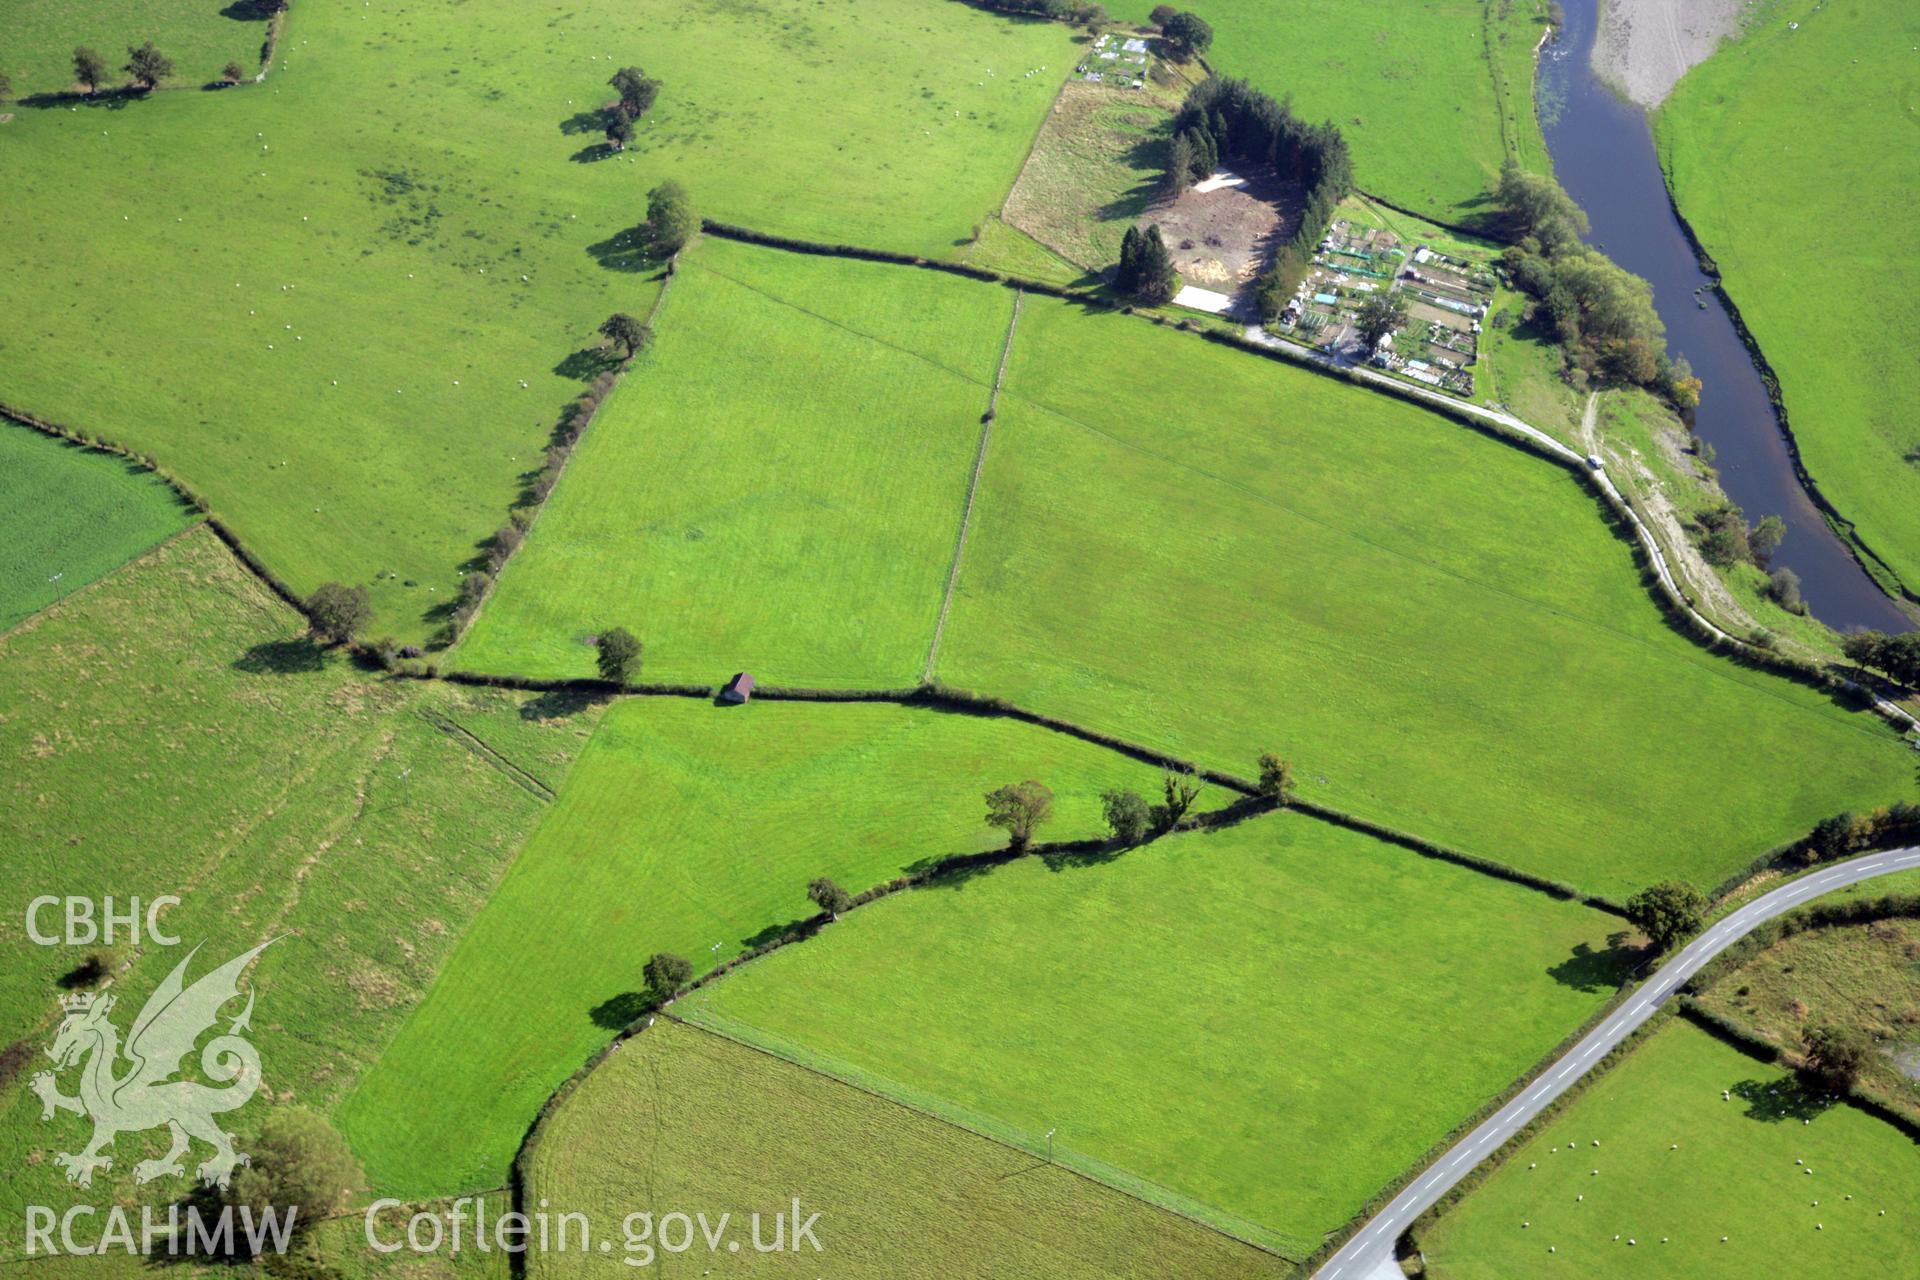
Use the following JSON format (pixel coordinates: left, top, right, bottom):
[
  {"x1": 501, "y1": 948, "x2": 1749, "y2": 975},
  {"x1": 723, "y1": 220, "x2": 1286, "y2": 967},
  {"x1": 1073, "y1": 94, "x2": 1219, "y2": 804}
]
[
  {"x1": 678, "y1": 258, "x2": 995, "y2": 392},
  {"x1": 418, "y1": 707, "x2": 557, "y2": 801},
  {"x1": 925, "y1": 290, "x2": 1024, "y2": 682}
]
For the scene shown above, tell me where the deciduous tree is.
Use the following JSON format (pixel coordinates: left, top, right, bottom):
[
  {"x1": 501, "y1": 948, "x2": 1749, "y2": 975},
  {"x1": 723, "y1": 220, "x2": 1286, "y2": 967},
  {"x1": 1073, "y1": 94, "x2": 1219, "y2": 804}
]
[
  {"x1": 985, "y1": 780, "x2": 1055, "y2": 850},
  {"x1": 1152, "y1": 768, "x2": 1202, "y2": 832},
  {"x1": 595, "y1": 626, "x2": 642, "y2": 683},
  {"x1": 808, "y1": 877, "x2": 853, "y2": 919},
  {"x1": 1356, "y1": 291, "x2": 1409, "y2": 350},
  {"x1": 643, "y1": 951, "x2": 693, "y2": 994},
  {"x1": 124, "y1": 41, "x2": 173, "y2": 91},
  {"x1": 73, "y1": 47, "x2": 108, "y2": 95},
  {"x1": 1256, "y1": 753, "x2": 1295, "y2": 804},
  {"x1": 306, "y1": 582, "x2": 371, "y2": 645},
  {"x1": 599, "y1": 312, "x2": 650, "y2": 357},
  {"x1": 1749, "y1": 514, "x2": 1786, "y2": 568},
  {"x1": 222, "y1": 60, "x2": 247, "y2": 84},
  {"x1": 1161, "y1": 12, "x2": 1213, "y2": 60},
  {"x1": 1801, "y1": 1023, "x2": 1873, "y2": 1092},
  {"x1": 1624, "y1": 880, "x2": 1706, "y2": 952},
  {"x1": 224, "y1": 1109, "x2": 361, "y2": 1250},
  {"x1": 643, "y1": 180, "x2": 696, "y2": 256},
  {"x1": 608, "y1": 66, "x2": 661, "y2": 120},
  {"x1": 1101, "y1": 788, "x2": 1151, "y2": 845}
]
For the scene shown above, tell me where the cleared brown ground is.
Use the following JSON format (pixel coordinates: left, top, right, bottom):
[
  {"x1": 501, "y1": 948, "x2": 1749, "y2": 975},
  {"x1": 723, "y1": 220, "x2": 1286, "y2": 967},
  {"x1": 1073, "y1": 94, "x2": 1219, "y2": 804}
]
[{"x1": 1140, "y1": 166, "x2": 1305, "y2": 296}]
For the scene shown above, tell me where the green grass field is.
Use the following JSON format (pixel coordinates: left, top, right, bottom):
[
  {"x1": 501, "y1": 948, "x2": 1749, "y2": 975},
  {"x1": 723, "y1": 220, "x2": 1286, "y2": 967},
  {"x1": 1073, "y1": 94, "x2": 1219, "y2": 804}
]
[
  {"x1": 1422, "y1": 1019, "x2": 1920, "y2": 1278},
  {"x1": 0, "y1": 528, "x2": 594, "y2": 1257},
  {"x1": 680, "y1": 816, "x2": 1632, "y2": 1255},
  {"x1": 453, "y1": 238, "x2": 1014, "y2": 686},
  {"x1": 0, "y1": 0, "x2": 1073, "y2": 641},
  {"x1": 0, "y1": 425, "x2": 192, "y2": 630},
  {"x1": 1108, "y1": 0, "x2": 1554, "y2": 220},
  {"x1": 526, "y1": 1018, "x2": 1289, "y2": 1277},
  {"x1": 932, "y1": 294, "x2": 1917, "y2": 898},
  {"x1": 1656, "y1": 0, "x2": 1920, "y2": 599},
  {"x1": 0, "y1": 0, "x2": 271, "y2": 97},
  {"x1": 341, "y1": 695, "x2": 1209, "y2": 1197}
]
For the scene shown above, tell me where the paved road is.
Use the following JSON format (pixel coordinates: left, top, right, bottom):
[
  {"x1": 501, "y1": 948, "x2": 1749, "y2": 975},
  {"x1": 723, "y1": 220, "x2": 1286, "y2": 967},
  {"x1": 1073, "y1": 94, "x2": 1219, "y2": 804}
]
[{"x1": 1314, "y1": 844, "x2": 1920, "y2": 1280}]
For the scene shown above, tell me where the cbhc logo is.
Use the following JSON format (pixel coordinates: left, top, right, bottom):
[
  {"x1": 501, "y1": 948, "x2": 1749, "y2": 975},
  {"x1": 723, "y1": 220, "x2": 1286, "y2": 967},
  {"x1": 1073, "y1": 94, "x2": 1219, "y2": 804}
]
[{"x1": 25, "y1": 896, "x2": 182, "y2": 946}]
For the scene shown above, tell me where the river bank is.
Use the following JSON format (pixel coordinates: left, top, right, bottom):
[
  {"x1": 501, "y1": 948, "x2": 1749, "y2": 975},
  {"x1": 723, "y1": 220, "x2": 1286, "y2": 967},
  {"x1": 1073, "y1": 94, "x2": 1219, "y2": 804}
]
[{"x1": 1536, "y1": 0, "x2": 1913, "y2": 634}]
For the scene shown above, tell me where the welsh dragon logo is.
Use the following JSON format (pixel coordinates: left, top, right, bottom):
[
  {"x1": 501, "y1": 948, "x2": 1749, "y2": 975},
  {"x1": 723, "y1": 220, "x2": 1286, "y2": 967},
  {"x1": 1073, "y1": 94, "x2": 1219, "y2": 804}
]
[{"x1": 31, "y1": 941, "x2": 273, "y2": 1189}]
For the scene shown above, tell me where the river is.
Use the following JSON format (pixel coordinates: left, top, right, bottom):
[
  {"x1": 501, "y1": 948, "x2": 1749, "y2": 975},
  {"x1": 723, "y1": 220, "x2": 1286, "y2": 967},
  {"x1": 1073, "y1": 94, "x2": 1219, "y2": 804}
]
[{"x1": 1535, "y1": 0, "x2": 1911, "y2": 633}]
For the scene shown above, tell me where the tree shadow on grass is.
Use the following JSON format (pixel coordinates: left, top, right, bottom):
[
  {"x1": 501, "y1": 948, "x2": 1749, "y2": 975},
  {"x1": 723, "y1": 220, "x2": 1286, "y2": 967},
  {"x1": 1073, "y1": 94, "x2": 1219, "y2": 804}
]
[
  {"x1": 570, "y1": 142, "x2": 619, "y2": 165},
  {"x1": 1547, "y1": 938, "x2": 1642, "y2": 993},
  {"x1": 19, "y1": 90, "x2": 137, "y2": 112},
  {"x1": 1731, "y1": 1075, "x2": 1838, "y2": 1125},
  {"x1": 589, "y1": 991, "x2": 653, "y2": 1031},
  {"x1": 587, "y1": 226, "x2": 663, "y2": 273},
  {"x1": 57, "y1": 955, "x2": 111, "y2": 990},
  {"x1": 554, "y1": 346, "x2": 621, "y2": 382},
  {"x1": 233, "y1": 636, "x2": 326, "y2": 675},
  {"x1": 741, "y1": 918, "x2": 812, "y2": 951},
  {"x1": 220, "y1": 0, "x2": 282, "y2": 20},
  {"x1": 560, "y1": 110, "x2": 606, "y2": 137}
]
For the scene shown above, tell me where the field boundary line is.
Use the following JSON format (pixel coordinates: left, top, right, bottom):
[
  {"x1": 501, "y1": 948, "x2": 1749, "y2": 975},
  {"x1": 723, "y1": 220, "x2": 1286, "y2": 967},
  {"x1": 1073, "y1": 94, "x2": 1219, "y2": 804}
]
[
  {"x1": 442, "y1": 255, "x2": 681, "y2": 656},
  {"x1": 692, "y1": 225, "x2": 1920, "y2": 735},
  {"x1": 409, "y1": 668, "x2": 1634, "y2": 913},
  {"x1": 665, "y1": 1013, "x2": 1308, "y2": 1262},
  {"x1": 924, "y1": 290, "x2": 1023, "y2": 681},
  {"x1": 0, "y1": 519, "x2": 204, "y2": 645},
  {"x1": 416, "y1": 706, "x2": 556, "y2": 801},
  {"x1": 507, "y1": 803, "x2": 1308, "y2": 1275}
]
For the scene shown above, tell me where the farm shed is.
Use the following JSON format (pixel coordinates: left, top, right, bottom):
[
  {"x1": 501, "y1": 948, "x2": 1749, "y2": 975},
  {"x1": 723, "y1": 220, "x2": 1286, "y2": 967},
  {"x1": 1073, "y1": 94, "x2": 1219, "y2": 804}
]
[{"x1": 721, "y1": 671, "x2": 755, "y2": 704}]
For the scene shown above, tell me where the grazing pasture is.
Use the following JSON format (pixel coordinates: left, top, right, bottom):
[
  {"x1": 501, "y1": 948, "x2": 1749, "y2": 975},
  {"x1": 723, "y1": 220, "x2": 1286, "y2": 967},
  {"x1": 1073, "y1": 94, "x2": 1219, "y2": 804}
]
[
  {"x1": 1656, "y1": 0, "x2": 1920, "y2": 599},
  {"x1": 527, "y1": 1018, "x2": 1290, "y2": 1278},
  {"x1": 454, "y1": 238, "x2": 1013, "y2": 687},
  {"x1": 0, "y1": 0, "x2": 271, "y2": 97},
  {"x1": 0, "y1": 528, "x2": 593, "y2": 1256},
  {"x1": 342, "y1": 695, "x2": 1203, "y2": 1196},
  {"x1": 681, "y1": 816, "x2": 1632, "y2": 1255},
  {"x1": 1107, "y1": 0, "x2": 1553, "y2": 219},
  {"x1": 1421, "y1": 1019, "x2": 1919, "y2": 1279},
  {"x1": 933, "y1": 296, "x2": 1917, "y2": 898},
  {"x1": 0, "y1": 0, "x2": 1071, "y2": 640},
  {"x1": 0, "y1": 425, "x2": 192, "y2": 631}
]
